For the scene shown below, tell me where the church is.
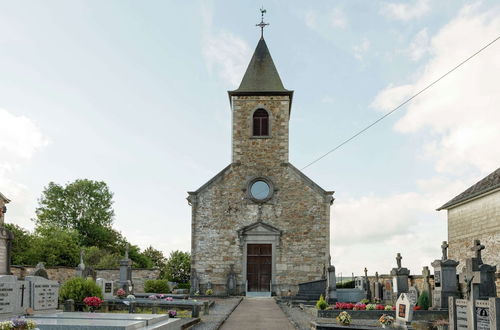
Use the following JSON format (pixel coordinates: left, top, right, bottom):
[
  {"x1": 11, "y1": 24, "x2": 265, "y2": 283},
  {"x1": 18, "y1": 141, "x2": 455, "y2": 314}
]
[{"x1": 188, "y1": 27, "x2": 334, "y2": 296}]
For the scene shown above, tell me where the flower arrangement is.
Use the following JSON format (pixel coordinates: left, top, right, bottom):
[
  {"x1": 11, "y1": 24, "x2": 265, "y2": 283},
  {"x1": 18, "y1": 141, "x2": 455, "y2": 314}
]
[
  {"x1": 336, "y1": 311, "x2": 351, "y2": 326},
  {"x1": 168, "y1": 310, "x2": 177, "y2": 318},
  {"x1": 379, "y1": 314, "x2": 394, "y2": 327},
  {"x1": 0, "y1": 317, "x2": 37, "y2": 329},
  {"x1": 116, "y1": 288, "x2": 126, "y2": 298},
  {"x1": 365, "y1": 303, "x2": 376, "y2": 310},
  {"x1": 413, "y1": 305, "x2": 422, "y2": 311},
  {"x1": 353, "y1": 303, "x2": 366, "y2": 310},
  {"x1": 375, "y1": 304, "x2": 385, "y2": 310},
  {"x1": 148, "y1": 294, "x2": 158, "y2": 300},
  {"x1": 384, "y1": 305, "x2": 393, "y2": 311},
  {"x1": 165, "y1": 297, "x2": 173, "y2": 301},
  {"x1": 83, "y1": 296, "x2": 103, "y2": 312},
  {"x1": 127, "y1": 294, "x2": 136, "y2": 300},
  {"x1": 205, "y1": 289, "x2": 214, "y2": 296},
  {"x1": 334, "y1": 302, "x2": 354, "y2": 310}
]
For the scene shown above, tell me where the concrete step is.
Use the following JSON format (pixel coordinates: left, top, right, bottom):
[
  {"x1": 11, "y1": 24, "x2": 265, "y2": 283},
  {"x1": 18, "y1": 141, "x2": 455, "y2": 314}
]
[{"x1": 246, "y1": 291, "x2": 272, "y2": 297}]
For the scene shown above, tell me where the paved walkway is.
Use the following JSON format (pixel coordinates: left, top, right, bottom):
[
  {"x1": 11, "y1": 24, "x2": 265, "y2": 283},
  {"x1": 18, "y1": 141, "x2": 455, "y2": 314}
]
[{"x1": 220, "y1": 297, "x2": 295, "y2": 330}]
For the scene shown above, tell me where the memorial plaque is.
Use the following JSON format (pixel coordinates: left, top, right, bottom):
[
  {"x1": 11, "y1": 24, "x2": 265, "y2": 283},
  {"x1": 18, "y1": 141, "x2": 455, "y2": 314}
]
[
  {"x1": 105, "y1": 282, "x2": 112, "y2": 293},
  {"x1": 32, "y1": 282, "x2": 59, "y2": 310},
  {"x1": 408, "y1": 286, "x2": 418, "y2": 305},
  {"x1": 475, "y1": 300, "x2": 490, "y2": 330},
  {"x1": 434, "y1": 270, "x2": 441, "y2": 287},
  {"x1": 456, "y1": 299, "x2": 468, "y2": 329},
  {"x1": 0, "y1": 281, "x2": 15, "y2": 313}
]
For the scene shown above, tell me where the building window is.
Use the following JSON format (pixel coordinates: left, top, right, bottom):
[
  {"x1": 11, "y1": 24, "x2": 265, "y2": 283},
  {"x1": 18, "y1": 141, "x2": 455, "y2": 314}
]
[
  {"x1": 253, "y1": 109, "x2": 269, "y2": 136},
  {"x1": 248, "y1": 177, "x2": 274, "y2": 203}
]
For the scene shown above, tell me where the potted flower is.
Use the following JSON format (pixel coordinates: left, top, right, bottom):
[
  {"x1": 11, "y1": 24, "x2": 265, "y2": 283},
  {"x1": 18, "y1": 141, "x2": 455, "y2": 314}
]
[
  {"x1": 116, "y1": 288, "x2": 126, "y2": 298},
  {"x1": 336, "y1": 311, "x2": 351, "y2": 326},
  {"x1": 205, "y1": 289, "x2": 214, "y2": 296},
  {"x1": 0, "y1": 318, "x2": 37, "y2": 329},
  {"x1": 378, "y1": 314, "x2": 394, "y2": 328},
  {"x1": 83, "y1": 296, "x2": 103, "y2": 312},
  {"x1": 168, "y1": 310, "x2": 177, "y2": 318}
]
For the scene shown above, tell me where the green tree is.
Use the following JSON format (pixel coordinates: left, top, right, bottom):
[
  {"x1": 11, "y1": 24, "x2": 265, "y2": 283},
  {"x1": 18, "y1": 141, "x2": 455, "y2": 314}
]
[
  {"x1": 162, "y1": 250, "x2": 190, "y2": 283},
  {"x1": 142, "y1": 246, "x2": 166, "y2": 269},
  {"x1": 128, "y1": 244, "x2": 154, "y2": 269},
  {"x1": 35, "y1": 179, "x2": 116, "y2": 248},
  {"x1": 5, "y1": 223, "x2": 34, "y2": 265},
  {"x1": 30, "y1": 226, "x2": 81, "y2": 267}
]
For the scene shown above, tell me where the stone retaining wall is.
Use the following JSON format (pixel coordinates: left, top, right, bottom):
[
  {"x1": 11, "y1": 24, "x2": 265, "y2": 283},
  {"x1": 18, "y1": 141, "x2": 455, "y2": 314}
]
[{"x1": 11, "y1": 265, "x2": 160, "y2": 293}]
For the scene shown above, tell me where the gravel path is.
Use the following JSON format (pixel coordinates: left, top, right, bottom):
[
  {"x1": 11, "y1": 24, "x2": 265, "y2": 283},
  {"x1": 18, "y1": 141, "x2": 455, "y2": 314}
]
[{"x1": 191, "y1": 298, "x2": 242, "y2": 330}]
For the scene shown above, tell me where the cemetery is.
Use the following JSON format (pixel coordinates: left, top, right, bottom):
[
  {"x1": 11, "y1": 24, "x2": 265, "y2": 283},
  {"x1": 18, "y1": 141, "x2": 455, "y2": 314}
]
[{"x1": 1, "y1": 4, "x2": 500, "y2": 330}]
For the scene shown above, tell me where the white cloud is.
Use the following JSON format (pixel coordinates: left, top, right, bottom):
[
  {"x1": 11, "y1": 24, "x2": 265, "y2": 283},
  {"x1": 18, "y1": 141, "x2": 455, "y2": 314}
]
[
  {"x1": 372, "y1": 3, "x2": 500, "y2": 175},
  {"x1": 303, "y1": 7, "x2": 348, "y2": 34},
  {"x1": 380, "y1": 0, "x2": 430, "y2": 21},
  {"x1": 0, "y1": 108, "x2": 49, "y2": 229},
  {"x1": 406, "y1": 28, "x2": 430, "y2": 61},
  {"x1": 200, "y1": 4, "x2": 251, "y2": 87},
  {"x1": 353, "y1": 38, "x2": 371, "y2": 61},
  {"x1": 331, "y1": 177, "x2": 467, "y2": 275}
]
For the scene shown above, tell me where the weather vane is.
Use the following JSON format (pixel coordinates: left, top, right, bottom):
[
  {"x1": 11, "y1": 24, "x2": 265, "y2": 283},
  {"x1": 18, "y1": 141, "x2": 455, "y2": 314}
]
[{"x1": 256, "y1": 7, "x2": 269, "y2": 39}]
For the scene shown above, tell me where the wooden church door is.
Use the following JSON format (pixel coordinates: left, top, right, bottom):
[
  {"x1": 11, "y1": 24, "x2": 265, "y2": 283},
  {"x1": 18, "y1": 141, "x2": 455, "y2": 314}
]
[{"x1": 247, "y1": 244, "x2": 272, "y2": 292}]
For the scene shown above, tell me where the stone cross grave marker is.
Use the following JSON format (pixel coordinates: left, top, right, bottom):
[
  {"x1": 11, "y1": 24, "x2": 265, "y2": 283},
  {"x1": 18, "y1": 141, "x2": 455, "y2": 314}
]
[
  {"x1": 395, "y1": 292, "x2": 414, "y2": 328},
  {"x1": 25, "y1": 276, "x2": 59, "y2": 311}
]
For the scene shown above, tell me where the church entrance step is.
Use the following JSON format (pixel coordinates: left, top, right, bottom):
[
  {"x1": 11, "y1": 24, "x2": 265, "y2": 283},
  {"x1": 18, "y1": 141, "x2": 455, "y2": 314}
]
[{"x1": 246, "y1": 291, "x2": 272, "y2": 297}]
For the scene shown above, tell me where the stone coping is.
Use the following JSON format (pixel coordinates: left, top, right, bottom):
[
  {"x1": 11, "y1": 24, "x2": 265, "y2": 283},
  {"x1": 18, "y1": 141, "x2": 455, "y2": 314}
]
[
  {"x1": 105, "y1": 298, "x2": 204, "y2": 306},
  {"x1": 317, "y1": 309, "x2": 448, "y2": 321},
  {"x1": 29, "y1": 312, "x2": 168, "y2": 325},
  {"x1": 311, "y1": 321, "x2": 382, "y2": 329}
]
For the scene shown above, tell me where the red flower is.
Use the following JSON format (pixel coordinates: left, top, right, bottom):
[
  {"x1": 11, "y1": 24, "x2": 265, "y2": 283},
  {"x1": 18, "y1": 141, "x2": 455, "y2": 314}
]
[
  {"x1": 376, "y1": 304, "x2": 385, "y2": 310},
  {"x1": 83, "y1": 296, "x2": 103, "y2": 308},
  {"x1": 392, "y1": 306, "x2": 396, "y2": 310},
  {"x1": 413, "y1": 306, "x2": 421, "y2": 311}
]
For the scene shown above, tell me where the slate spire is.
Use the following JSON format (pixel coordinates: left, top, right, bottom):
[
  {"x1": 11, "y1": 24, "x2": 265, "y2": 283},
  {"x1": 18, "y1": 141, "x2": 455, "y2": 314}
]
[{"x1": 231, "y1": 38, "x2": 290, "y2": 93}]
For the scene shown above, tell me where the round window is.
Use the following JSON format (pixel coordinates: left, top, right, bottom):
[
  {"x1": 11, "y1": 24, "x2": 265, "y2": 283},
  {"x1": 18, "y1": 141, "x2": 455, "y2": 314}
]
[{"x1": 249, "y1": 180, "x2": 271, "y2": 201}]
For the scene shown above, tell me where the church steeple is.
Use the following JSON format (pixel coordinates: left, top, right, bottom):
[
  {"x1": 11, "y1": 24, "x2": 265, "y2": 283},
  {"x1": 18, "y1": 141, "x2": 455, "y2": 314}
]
[{"x1": 232, "y1": 38, "x2": 289, "y2": 93}]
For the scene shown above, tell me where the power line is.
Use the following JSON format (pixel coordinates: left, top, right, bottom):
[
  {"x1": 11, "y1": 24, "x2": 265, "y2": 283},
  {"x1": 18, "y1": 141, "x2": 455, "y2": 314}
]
[{"x1": 300, "y1": 34, "x2": 500, "y2": 171}]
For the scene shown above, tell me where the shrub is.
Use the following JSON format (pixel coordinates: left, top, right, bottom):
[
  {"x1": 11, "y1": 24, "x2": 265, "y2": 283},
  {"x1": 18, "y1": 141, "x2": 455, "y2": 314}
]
[
  {"x1": 360, "y1": 298, "x2": 370, "y2": 304},
  {"x1": 205, "y1": 289, "x2": 214, "y2": 296},
  {"x1": 144, "y1": 280, "x2": 170, "y2": 293},
  {"x1": 316, "y1": 295, "x2": 328, "y2": 310},
  {"x1": 177, "y1": 282, "x2": 190, "y2": 290},
  {"x1": 417, "y1": 291, "x2": 430, "y2": 310},
  {"x1": 60, "y1": 277, "x2": 102, "y2": 303},
  {"x1": 366, "y1": 303, "x2": 376, "y2": 310}
]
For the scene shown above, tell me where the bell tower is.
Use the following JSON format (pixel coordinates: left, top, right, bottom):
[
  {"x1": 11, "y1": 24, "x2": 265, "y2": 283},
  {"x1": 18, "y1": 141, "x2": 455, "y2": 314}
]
[{"x1": 228, "y1": 17, "x2": 293, "y2": 167}]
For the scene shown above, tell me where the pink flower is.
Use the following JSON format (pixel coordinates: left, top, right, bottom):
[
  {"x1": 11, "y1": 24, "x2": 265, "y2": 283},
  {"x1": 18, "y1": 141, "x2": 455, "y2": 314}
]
[{"x1": 165, "y1": 297, "x2": 173, "y2": 301}]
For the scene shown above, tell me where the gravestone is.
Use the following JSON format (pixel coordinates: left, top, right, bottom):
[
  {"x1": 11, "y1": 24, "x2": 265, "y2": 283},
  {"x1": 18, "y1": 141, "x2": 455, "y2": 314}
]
[
  {"x1": 226, "y1": 264, "x2": 237, "y2": 295},
  {"x1": 383, "y1": 280, "x2": 392, "y2": 302},
  {"x1": 0, "y1": 275, "x2": 30, "y2": 315},
  {"x1": 325, "y1": 259, "x2": 337, "y2": 303},
  {"x1": 190, "y1": 269, "x2": 199, "y2": 295},
  {"x1": 96, "y1": 278, "x2": 114, "y2": 299},
  {"x1": 119, "y1": 245, "x2": 133, "y2": 294},
  {"x1": 364, "y1": 267, "x2": 371, "y2": 301},
  {"x1": 354, "y1": 276, "x2": 366, "y2": 290},
  {"x1": 25, "y1": 276, "x2": 59, "y2": 311},
  {"x1": 373, "y1": 271, "x2": 382, "y2": 301},
  {"x1": 0, "y1": 227, "x2": 13, "y2": 276},
  {"x1": 390, "y1": 253, "x2": 410, "y2": 302},
  {"x1": 395, "y1": 292, "x2": 414, "y2": 329},
  {"x1": 432, "y1": 241, "x2": 459, "y2": 309},
  {"x1": 408, "y1": 286, "x2": 419, "y2": 306},
  {"x1": 32, "y1": 262, "x2": 49, "y2": 279},
  {"x1": 449, "y1": 297, "x2": 500, "y2": 330},
  {"x1": 421, "y1": 266, "x2": 432, "y2": 303}
]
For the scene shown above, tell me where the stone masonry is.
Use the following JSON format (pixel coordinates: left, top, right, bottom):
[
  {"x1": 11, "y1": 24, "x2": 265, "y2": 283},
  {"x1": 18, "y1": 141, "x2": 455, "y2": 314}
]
[{"x1": 189, "y1": 37, "x2": 333, "y2": 296}]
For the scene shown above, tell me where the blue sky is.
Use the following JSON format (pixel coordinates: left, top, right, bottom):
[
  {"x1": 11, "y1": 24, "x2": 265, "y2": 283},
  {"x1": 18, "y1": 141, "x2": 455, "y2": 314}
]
[{"x1": 1, "y1": 0, "x2": 499, "y2": 276}]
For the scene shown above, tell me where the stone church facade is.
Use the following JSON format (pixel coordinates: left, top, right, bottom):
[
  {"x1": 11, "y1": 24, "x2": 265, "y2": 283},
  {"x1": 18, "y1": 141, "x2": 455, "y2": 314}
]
[{"x1": 188, "y1": 37, "x2": 333, "y2": 296}]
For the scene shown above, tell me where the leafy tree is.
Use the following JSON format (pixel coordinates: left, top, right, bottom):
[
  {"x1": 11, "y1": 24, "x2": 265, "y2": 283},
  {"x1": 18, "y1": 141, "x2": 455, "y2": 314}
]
[
  {"x1": 5, "y1": 223, "x2": 34, "y2": 265},
  {"x1": 143, "y1": 246, "x2": 166, "y2": 269},
  {"x1": 30, "y1": 226, "x2": 81, "y2": 267},
  {"x1": 35, "y1": 179, "x2": 115, "y2": 248},
  {"x1": 128, "y1": 244, "x2": 153, "y2": 269},
  {"x1": 162, "y1": 250, "x2": 190, "y2": 283}
]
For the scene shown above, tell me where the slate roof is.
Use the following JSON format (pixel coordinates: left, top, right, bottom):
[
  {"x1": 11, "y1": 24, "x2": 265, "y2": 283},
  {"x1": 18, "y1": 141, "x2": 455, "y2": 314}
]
[{"x1": 437, "y1": 167, "x2": 500, "y2": 210}]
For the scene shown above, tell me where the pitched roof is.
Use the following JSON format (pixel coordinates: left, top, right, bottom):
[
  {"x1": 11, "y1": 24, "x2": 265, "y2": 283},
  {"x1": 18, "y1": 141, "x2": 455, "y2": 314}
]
[
  {"x1": 229, "y1": 38, "x2": 292, "y2": 95},
  {"x1": 437, "y1": 167, "x2": 500, "y2": 210},
  {"x1": 0, "y1": 192, "x2": 10, "y2": 203}
]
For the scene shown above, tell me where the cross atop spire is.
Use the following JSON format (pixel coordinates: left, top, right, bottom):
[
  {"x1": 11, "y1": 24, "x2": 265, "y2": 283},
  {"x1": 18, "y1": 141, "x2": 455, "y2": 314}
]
[{"x1": 256, "y1": 7, "x2": 269, "y2": 39}]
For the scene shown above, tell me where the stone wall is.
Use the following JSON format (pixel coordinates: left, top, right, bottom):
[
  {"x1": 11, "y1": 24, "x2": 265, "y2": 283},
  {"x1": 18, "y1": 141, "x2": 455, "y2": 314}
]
[
  {"x1": 190, "y1": 95, "x2": 333, "y2": 296},
  {"x1": 447, "y1": 190, "x2": 500, "y2": 272},
  {"x1": 11, "y1": 266, "x2": 160, "y2": 293}
]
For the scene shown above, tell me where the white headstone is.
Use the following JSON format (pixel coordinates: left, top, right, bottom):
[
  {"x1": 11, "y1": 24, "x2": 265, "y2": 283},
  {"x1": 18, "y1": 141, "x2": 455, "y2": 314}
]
[
  {"x1": 96, "y1": 278, "x2": 114, "y2": 299},
  {"x1": 408, "y1": 286, "x2": 419, "y2": 306},
  {"x1": 25, "y1": 276, "x2": 59, "y2": 311},
  {"x1": 396, "y1": 292, "x2": 414, "y2": 325},
  {"x1": 0, "y1": 275, "x2": 30, "y2": 314}
]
